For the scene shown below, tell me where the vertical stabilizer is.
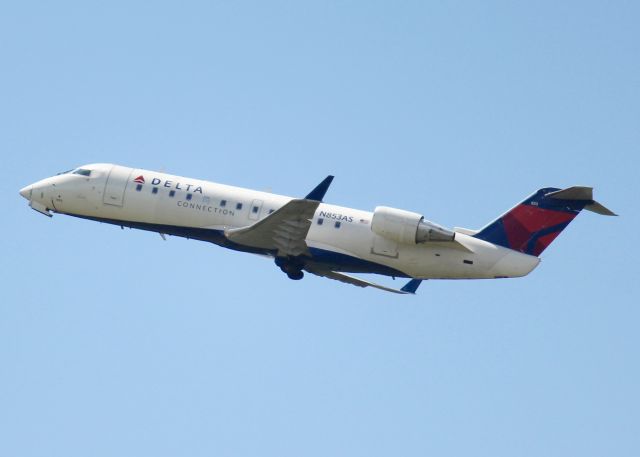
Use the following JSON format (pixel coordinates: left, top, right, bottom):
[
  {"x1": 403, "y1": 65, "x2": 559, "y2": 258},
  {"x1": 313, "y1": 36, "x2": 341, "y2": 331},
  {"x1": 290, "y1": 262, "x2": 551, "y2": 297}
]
[{"x1": 473, "y1": 187, "x2": 616, "y2": 256}]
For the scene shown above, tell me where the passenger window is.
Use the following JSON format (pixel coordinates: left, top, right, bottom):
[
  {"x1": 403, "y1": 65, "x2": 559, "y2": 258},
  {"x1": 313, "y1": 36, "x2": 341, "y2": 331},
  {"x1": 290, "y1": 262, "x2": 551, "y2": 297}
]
[
  {"x1": 152, "y1": 187, "x2": 158, "y2": 194},
  {"x1": 252, "y1": 206, "x2": 259, "y2": 213},
  {"x1": 317, "y1": 218, "x2": 324, "y2": 225},
  {"x1": 220, "y1": 200, "x2": 227, "y2": 207},
  {"x1": 334, "y1": 221, "x2": 341, "y2": 228},
  {"x1": 186, "y1": 193, "x2": 192, "y2": 201},
  {"x1": 136, "y1": 184, "x2": 143, "y2": 191},
  {"x1": 236, "y1": 203, "x2": 243, "y2": 210},
  {"x1": 169, "y1": 190, "x2": 175, "y2": 197}
]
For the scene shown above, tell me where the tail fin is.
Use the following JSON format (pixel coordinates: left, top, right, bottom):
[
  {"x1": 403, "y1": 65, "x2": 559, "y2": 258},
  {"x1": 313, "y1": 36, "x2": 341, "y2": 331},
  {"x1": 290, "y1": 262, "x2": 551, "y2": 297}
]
[{"x1": 474, "y1": 186, "x2": 616, "y2": 256}]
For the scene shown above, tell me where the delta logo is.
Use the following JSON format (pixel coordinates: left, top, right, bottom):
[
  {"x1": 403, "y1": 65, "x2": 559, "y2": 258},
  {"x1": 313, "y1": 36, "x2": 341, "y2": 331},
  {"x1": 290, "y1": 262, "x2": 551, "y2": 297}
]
[{"x1": 132, "y1": 175, "x2": 203, "y2": 193}]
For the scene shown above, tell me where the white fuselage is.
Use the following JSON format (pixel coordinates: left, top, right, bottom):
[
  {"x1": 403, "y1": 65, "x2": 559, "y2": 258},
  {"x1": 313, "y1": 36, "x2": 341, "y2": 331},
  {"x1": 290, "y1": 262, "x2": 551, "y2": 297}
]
[{"x1": 20, "y1": 163, "x2": 540, "y2": 280}]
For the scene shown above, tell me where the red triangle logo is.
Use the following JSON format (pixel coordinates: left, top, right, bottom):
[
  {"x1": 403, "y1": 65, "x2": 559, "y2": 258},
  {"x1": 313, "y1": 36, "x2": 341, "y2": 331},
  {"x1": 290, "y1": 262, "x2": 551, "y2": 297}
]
[{"x1": 134, "y1": 175, "x2": 145, "y2": 184}]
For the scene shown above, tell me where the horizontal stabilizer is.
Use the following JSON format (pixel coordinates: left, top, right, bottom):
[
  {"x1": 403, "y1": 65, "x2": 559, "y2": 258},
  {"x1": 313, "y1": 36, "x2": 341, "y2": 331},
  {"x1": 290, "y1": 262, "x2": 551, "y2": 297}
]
[
  {"x1": 454, "y1": 227, "x2": 479, "y2": 236},
  {"x1": 584, "y1": 201, "x2": 618, "y2": 216},
  {"x1": 450, "y1": 238, "x2": 475, "y2": 253},
  {"x1": 546, "y1": 186, "x2": 617, "y2": 216},
  {"x1": 546, "y1": 186, "x2": 593, "y2": 200}
]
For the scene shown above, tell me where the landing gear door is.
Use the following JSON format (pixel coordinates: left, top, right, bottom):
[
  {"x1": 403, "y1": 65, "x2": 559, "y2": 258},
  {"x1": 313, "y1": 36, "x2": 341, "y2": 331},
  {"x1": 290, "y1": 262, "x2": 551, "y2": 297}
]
[{"x1": 103, "y1": 165, "x2": 134, "y2": 206}]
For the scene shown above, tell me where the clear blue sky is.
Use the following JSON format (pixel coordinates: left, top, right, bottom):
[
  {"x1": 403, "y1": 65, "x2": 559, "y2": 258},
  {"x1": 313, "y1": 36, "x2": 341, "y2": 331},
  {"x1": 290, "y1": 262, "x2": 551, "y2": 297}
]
[{"x1": 1, "y1": 1, "x2": 638, "y2": 456}]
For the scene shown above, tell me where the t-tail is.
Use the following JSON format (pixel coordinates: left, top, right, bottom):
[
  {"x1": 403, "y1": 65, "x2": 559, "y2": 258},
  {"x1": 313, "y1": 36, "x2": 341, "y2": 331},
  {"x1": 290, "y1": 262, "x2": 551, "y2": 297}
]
[{"x1": 473, "y1": 186, "x2": 617, "y2": 256}]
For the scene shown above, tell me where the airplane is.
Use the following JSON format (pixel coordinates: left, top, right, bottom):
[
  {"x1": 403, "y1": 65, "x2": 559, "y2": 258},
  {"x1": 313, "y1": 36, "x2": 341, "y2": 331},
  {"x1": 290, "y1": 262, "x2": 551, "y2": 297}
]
[{"x1": 19, "y1": 164, "x2": 616, "y2": 294}]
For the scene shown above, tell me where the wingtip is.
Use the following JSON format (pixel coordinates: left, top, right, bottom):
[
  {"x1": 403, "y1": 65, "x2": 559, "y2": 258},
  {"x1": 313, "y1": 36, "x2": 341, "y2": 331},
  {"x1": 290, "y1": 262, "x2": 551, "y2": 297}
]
[{"x1": 400, "y1": 279, "x2": 423, "y2": 294}]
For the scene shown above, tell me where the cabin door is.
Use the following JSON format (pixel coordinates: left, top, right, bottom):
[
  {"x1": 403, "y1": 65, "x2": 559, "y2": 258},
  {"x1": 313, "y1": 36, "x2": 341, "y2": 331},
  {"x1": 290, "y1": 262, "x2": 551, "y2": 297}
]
[{"x1": 103, "y1": 165, "x2": 134, "y2": 206}]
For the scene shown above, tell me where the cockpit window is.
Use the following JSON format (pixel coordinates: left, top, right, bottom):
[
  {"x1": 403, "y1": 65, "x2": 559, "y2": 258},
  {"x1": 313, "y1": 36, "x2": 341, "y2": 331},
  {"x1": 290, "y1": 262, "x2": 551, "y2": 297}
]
[
  {"x1": 72, "y1": 168, "x2": 92, "y2": 177},
  {"x1": 57, "y1": 169, "x2": 73, "y2": 175}
]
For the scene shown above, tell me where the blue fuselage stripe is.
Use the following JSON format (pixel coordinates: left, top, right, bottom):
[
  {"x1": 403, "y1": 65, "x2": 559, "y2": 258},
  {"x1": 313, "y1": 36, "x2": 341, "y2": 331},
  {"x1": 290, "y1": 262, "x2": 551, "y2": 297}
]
[{"x1": 68, "y1": 214, "x2": 409, "y2": 277}]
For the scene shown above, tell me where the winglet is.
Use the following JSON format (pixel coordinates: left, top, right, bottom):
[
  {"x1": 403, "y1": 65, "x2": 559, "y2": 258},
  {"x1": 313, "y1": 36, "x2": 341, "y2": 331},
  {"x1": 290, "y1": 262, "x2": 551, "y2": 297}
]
[
  {"x1": 305, "y1": 175, "x2": 334, "y2": 202},
  {"x1": 400, "y1": 279, "x2": 423, "y2": 294}
]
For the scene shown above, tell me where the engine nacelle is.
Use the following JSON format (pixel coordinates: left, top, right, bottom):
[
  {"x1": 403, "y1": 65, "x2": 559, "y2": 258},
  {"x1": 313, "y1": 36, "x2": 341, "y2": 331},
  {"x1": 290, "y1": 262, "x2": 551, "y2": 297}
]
[{"x1": 371, "y1": 206, "x2": 455, "y2": 245}]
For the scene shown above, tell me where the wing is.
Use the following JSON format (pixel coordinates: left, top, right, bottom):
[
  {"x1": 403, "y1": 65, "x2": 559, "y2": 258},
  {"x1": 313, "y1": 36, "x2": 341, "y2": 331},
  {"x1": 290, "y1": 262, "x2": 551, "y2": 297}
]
[
  {"x1": 305, "y1": 266, "x2": 423, "y2": 294},
  {"x1": 225, "y1": 198, "x2": 318, "y2": 256},
  {"x1": 224, "y1": 176, "x2": 334, "y2": 257}
]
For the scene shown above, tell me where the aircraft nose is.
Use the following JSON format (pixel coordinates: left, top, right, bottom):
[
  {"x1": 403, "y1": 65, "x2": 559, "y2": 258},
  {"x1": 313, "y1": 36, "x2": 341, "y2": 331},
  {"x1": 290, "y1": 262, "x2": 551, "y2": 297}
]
[{"x1": 19, "y1": 185, "x2": 32, "y2": 200}]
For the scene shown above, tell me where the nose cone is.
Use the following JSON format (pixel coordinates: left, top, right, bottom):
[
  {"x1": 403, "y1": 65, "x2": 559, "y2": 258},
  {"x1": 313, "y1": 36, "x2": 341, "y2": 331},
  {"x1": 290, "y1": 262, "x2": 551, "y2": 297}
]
[{"x1": 19, "y1": 185, "x2": 31, "y2": 200}]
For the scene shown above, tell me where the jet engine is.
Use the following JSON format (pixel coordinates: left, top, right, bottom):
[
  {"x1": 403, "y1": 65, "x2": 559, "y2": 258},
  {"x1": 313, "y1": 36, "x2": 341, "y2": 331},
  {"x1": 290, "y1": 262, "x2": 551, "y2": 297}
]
[{"x1": 371, "y1": 206, "x2": 455, "y2": 245}]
